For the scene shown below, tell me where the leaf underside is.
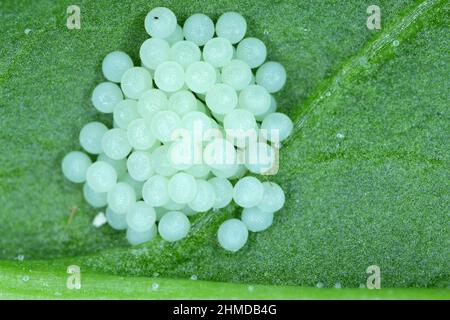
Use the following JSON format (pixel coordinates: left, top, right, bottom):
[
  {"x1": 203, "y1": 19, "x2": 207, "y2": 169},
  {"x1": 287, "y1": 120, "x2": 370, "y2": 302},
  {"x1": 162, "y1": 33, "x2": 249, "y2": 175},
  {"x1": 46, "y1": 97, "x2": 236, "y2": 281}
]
[{"x1": 0, "y1": 0, "x2": 448, "y2": 294}]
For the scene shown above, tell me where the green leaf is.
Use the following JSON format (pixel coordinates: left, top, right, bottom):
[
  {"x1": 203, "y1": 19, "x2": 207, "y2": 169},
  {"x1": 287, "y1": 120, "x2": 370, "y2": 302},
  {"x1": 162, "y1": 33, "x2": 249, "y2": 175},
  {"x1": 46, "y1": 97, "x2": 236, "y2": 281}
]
[{"x1": 0, "y1": 0, "x2": 448, "y2": 297}]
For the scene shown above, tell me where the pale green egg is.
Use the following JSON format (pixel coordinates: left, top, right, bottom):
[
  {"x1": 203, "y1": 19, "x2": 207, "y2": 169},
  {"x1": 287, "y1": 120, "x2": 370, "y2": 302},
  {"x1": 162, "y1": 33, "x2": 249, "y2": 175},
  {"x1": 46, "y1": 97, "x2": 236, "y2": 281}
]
[
  {"x1": 102, "y1": 51, "x2": 133, "y2": 83},
  {"x1": 215, "y1": 12, "x2": 247, "y2": 44},
  {"x1": 62, "y1": 151, "x2": 92, "y2": 183},
  {"x1": 92, "y1": 82, "x2": 123, "y2": 113},
  {"x1": 86, "y1": 161, "x2": 117, "y2": 193},
  {"x1": 121, "y1": 67, "x2": 153, "y2": 99},
  {"x1": 183, "y1": 13, "x2": 214, "y2": 46},
  {"x1": 158, "y1": 211, "x2": 190, "y2": 242},
  {"x1": 126, "y1": 201, "x2": 156, "y2": 232},
  {"x1": 217, "y1": 218, "x2": 248, "y2": 252},
  {"x1": 140, "y1": 38, "x2": 170, "y2": 70},
  {"x1": 232, "y1": 176, "x2": 264, "y2": 208},
  {"x1": 126, "y1": 150, "x2": 153, "y2": 181},
  {"x1": 208, "y1": 177, "x2": 233, "y2": 209},
  {"x1": 101, "y1": 128, "x2": 132, "y2": 160},
  {"x1": 142, "y1": 174, "x2": 170, "y2": 207},
  {"x1": 113, "y1": 99, "x2": 140, "y2": 129},
  {"x1": 144, "y1": 7, "x2": 177, "y2": 38},
  {"x1": 255, "y1": 61, "x2": 287, "y2": 93},
  {"x1": 241, "y1": 206, "x2": 273, "y2": 232},
  {"x1": 107, "y1": 182, "x2": 136, "y2": 214},
  {"x1": 79, "y1": 122, "x2": 108, "y2": 154}
]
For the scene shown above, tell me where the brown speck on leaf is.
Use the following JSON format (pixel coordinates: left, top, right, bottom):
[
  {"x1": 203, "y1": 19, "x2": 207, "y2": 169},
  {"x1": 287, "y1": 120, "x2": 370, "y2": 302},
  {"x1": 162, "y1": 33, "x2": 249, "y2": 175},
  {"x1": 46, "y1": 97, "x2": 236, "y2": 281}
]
[{"x1": 67, "y1": 205, "x2": 77, "y2": 225}]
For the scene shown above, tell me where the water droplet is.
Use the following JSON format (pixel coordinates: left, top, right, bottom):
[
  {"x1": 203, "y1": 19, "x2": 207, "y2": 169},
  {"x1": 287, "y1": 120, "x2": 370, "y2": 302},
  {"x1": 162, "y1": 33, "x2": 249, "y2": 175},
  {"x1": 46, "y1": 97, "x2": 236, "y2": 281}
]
[
  {"x1": 263, "y1": 30, "x2": 269, "y2": 36},
  {"x1": 16, "y1": 254, "x2": 25, "y2": 261},
  {"x1": 153, "y1": 272, "x2": 160, "y2": 277},
  {"x1": 24, "y1": 28, "x2": 32, "y2": 35},
  {"x1": 392, "y1": 40, "x2": 400, "y2": 47},
  {"x1": 22, "y1": 276, "x2": 30, "y2": 282},
  {"x1": 152, "y1": 282, "x2": 159, "y2": 291},
  {"x1": 316, "y1": 282, "x2": 324, "y2": 288},
  {"x1": 334, "y1": 282, "x2": 342, "y2": 289},
  {"x1": 336, "y1": 133, "x2": 345, "y2": 139},
  {"x1": 325, "y1": 91, "x2": 331, "y2": 97},
  {"x1": 190, "y1": 275, "x2": 198, "y2": 281}
]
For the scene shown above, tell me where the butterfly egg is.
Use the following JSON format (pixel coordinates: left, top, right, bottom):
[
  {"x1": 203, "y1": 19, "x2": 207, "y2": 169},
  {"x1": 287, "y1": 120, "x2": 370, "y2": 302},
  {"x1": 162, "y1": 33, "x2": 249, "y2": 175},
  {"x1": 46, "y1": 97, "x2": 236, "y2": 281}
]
[
  {"x1": 181, "y1": 111, "x2": 214, "y2": 140},
  {"x1": 86, "y1": 161, "x2": 117, "y2": 193},
  {"x1": 91, "y1": 82, "x2": 123, "y2": 113},
  {"x1": 241, "y1": 207, "x2": 274, "y2": 232},
  {"x1": 137, "y1": 89, "x2": 168, "y2": 121},
  {"x1": 183, "y1": 13, "x2": 214, "y2": 46},
  {"x1": 168, "y1": 90, "x2": 197, "y2": 116},
  {"x1": 158, "y1": 211, "x2": 190, "y2": 242},
  {"x1": 233, "y1": 176, "x2": 264, "y2": 208},
  {"x1": 121, "y1": 67, "x2": 153, "y2": 99},
  {"x1": 217, "y1": 218, "x2": 248, "y2": 252},
  {"x1": 142, "y1": 174, "x2": 170, "y2": 207},
  {"x1": 127, "y1": 118, "x2": 156, "y2": 150},
  {"x1": 257, "y1": 181, "x2": 285, "y2": 212},
  {"x1": 185, "y1": 164, "x2": 210, "y2": 179},
  {"x1": 144, "y1": 7, "x2": 177, "y2": 38},
  {"x1": 203, "y1": 138, "x2": 237, "y2": 170},
  {"x1": 106, "y1": 206, "x2": 128, "y2": 230},
  {"x1": 126, "y1": 201, "x2": 156, "y2": 232},
  {"x1": 139, "y1": 38, "x2": 170, "y2": 70},
  {"x1": 208, "y1": 177, "x2": 233, "y2": 209},
  {"x1": 102, "y1": 51, "x2": 134, "y2": 83},
  {"x1": 150, "y1": 110, "x2": 181, "y2": 143},
  {"x1": 221, "y1": 60, "x2": 252, "y2": 91},
  {"x1": 188, "y1": 179, "x2": 215, "y2": 212},
  {"x1": 113, "y1": 99, "x2": 139, "y2": 129},
  {"x1": 239, "y1": 84, "x2": 271, "y2": 117},
  {"x1": 236, "y1": 37, "x2": 267, "y2": 69},
  {"x1": 203, "y1": 37, "x2": 234, "y2": 68},
  {"x1": 169, "y1": 40, "x2": 201, "y2": 68},
  {"x1": 106, "y1": 182, "x2": 136, "y2": 214},
  {"x1": 101, "y1": 128, "x2": 131, "y2": 160},
  {"x1": 127, "y1": 224, "x2": 158, "y2": 245},
  {"x1": 261, "y1": 112, "x2": 293, "y2": 142},
  {"x1": 205, "y1": 83, "x2": 237, "y2": 115},
  {"x1": 150, "y1": 145, "x2": 178, "y2": 176},
  {"x1": 97, "y1": 153, "x2": 127, "y2": 179},
  {"x1": 61, "y1": 151, "x2": 92, "y2": 183},
  {"x1": 167, "y1": 139, "x2": 195, "y2": 171},
  {"x1": 244, "y1": 142, "x2": 276, "y2": 175},
  {"x1": 223, "y1": 109, "x2": 256, "y2": 147},
  {"x1": 154, "y1": 61, "x2": 185, "y2": 93},
  {"x1": 256, "y1": 61, "x2": 287, "y2": 93},
  {"x1": 83, "y1": 182, "x2": 107, "y2": 208},
  {"x1": 120, "y1": 173, "x2": 144, "y2": 200},
  {"x1": 216, "y1": 11, "x2": 247, "y2": 44},
  {"x1": 185, "y1": 61, "x2": 216, "y2": 93},
  {"x1": 255, "y1": 94, "x2": 277, "y2": 121},
  {"x1": 163, "y1": 24, "x2": 184, "y2": 45},
  {"x1": 79, "y1": 122, "x2": 108, "y2": 155},
  {"x1": 168, "y1": 172, "x2": 198, "y2": 204},
  {"x1": 127, "y1": 150, "x2": 153, "y2": 181},
  {"x1": 163, "y1": 199, "x2": 185, "y2": 211}
]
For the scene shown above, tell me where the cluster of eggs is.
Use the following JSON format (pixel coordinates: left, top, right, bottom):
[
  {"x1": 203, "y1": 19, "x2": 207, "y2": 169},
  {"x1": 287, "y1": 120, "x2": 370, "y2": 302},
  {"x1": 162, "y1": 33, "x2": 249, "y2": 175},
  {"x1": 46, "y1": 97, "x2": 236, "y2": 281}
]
[{"x1": 61, "y1": 7, "x2": 293, "y2": 252}]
